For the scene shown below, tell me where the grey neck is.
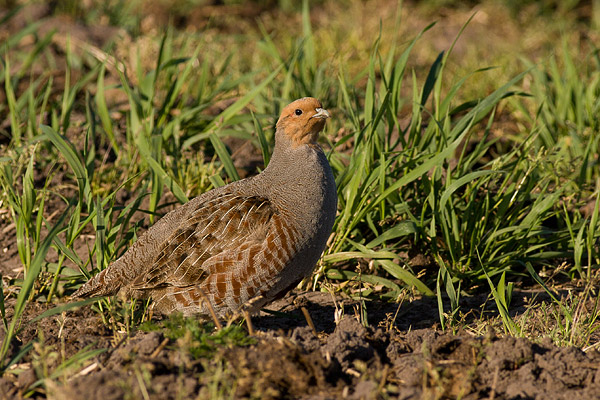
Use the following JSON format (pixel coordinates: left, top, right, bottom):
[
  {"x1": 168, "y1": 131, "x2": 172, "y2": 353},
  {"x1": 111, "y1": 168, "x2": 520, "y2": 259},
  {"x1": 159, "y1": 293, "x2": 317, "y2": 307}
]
[{"x1": 253, "y1": 129, "x2": 331, "y2": 218}]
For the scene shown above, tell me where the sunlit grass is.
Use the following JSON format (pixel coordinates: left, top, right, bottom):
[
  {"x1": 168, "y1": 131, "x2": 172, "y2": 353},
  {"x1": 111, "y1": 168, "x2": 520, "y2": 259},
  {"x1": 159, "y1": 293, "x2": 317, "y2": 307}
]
[{"x1": 0, "y1": 0, "x2": 598, "y2": 393}]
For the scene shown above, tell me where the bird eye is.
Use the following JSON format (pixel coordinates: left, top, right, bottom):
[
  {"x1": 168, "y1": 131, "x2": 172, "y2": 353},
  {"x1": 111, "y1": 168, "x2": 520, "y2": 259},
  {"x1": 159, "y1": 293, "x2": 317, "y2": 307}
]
[{"x1": 295, "y1": 109, "x2": 303, "y2": 116}]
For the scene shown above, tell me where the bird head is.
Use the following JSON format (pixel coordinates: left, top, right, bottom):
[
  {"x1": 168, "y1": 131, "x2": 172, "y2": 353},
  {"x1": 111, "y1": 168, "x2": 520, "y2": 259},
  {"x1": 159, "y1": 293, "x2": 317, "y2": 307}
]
[{"x1": 276, "y1": 97, "x2": 330, "y2": 147}]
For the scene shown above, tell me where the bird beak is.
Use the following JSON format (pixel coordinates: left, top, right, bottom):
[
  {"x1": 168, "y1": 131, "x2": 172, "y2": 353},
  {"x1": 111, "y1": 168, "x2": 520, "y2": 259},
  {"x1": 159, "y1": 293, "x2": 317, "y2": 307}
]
[{"x1": 312, "y1": 108, "x2": 331, "y2": 119}]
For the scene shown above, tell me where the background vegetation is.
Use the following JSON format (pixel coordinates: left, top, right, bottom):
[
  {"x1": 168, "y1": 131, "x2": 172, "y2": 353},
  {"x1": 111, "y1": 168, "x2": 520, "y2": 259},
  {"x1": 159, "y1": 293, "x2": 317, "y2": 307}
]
[{"x1": 0, "y1": 0, "x2": 598, "y2": 390}]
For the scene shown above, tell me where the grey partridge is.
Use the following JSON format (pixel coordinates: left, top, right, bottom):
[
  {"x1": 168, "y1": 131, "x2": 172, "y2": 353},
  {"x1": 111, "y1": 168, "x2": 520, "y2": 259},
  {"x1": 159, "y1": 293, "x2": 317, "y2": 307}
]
[{"x1": 73, "y1": 97, "x2": 337, "y2": 319}]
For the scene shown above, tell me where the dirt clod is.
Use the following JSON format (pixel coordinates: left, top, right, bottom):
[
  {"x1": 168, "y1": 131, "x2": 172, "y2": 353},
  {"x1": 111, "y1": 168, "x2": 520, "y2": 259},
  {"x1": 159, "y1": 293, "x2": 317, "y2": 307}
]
[{"x1": 323, "y1": 317, "x2": 375, "y2": 370}]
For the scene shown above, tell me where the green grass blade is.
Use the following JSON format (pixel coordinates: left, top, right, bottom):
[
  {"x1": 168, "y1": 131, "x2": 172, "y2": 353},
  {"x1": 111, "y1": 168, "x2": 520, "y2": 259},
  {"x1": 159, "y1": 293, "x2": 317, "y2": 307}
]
[
  {"x1": 252, "y1": 111, "x2": 270, "y2": 167},
  {"x1": 209, "y1": 132, "x2": 240, "y2": 182},
  {"x1": 482, "y1": 263, "x2": 519, "y2": 335},
  {"x1": 95, "y1": 64, "x2": 119, "y2": 151},
  {"x1": 135, "y1": 130, "x2": 188, "y2": 204},
  {"x1": 378, "y1": 260, "x2": 434, "y2": 296},
  {"x1": 41, "y1": 125, "x2": 91, "y2": 206},
  {"x1": 182, "y1": 64, "x2": 283, "y2": 149},
  {"x1": 439, "y1": 170, "x2": 501, "y2": 210}
]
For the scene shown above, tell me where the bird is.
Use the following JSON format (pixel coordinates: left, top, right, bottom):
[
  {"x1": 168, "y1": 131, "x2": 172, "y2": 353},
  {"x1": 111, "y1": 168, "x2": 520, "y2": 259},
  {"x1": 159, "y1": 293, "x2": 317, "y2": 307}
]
[{"x1": 73, "y1": 97, "x2": 337, "y2": 320}]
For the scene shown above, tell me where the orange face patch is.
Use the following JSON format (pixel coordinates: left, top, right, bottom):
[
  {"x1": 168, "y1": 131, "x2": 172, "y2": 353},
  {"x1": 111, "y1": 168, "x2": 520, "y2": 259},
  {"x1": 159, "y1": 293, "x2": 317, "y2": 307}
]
[{"x1": 276, "y1": 97, "x2": 330, "y2": 147}]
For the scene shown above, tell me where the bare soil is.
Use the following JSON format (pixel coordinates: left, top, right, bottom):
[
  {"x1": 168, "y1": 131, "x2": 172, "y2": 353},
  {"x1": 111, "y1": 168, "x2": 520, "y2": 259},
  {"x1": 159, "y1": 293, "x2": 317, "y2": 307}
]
[{"x1": 0, "y1": 290, "x2": 599, "y2": 399}]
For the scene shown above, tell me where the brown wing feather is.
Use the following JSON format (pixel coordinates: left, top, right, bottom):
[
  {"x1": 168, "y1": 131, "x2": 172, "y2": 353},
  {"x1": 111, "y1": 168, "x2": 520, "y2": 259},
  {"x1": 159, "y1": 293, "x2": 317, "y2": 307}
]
[
  {"x1": 150, "y1": 212, "x2": 303, "y2": 317},
  {"x1": 132, "y1": 192, "x2": 273, "y2": 290}
]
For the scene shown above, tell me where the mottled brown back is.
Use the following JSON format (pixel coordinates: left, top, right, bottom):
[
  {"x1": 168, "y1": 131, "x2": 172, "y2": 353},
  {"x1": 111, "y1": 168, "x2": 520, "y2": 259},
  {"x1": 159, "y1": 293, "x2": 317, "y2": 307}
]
[{"x1": 134, "y1": 193, "x2": 273, "y2": 290}]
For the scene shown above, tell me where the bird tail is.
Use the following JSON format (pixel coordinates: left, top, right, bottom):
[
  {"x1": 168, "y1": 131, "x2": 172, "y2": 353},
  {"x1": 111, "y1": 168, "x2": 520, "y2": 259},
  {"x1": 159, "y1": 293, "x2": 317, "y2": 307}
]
[{"x1": 72, "y1": 267, "x2": 122, "y2": 298}]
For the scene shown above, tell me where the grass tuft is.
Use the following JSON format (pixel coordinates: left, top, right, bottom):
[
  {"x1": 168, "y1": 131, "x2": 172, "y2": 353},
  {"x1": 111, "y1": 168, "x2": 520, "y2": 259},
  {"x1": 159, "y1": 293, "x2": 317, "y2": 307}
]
[{"x1": 140, "y1": 313, "x2": 256, "y2": 359}]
